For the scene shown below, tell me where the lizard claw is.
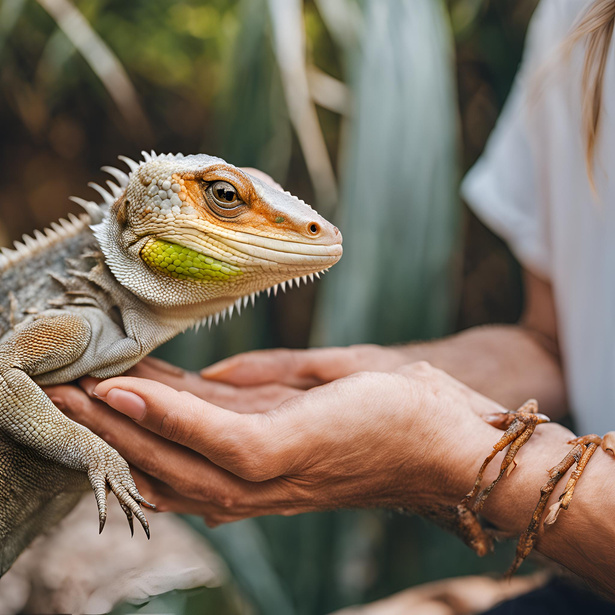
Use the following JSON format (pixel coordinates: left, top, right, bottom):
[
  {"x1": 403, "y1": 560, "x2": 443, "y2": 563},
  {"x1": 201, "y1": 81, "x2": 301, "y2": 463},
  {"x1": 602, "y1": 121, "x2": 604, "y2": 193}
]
[
  {"x1": 87, "y1": 449, "x2": 154, "y2": 539},
  {"x1": 119, "y1": 502, "x2": 134, "y2": 537}
]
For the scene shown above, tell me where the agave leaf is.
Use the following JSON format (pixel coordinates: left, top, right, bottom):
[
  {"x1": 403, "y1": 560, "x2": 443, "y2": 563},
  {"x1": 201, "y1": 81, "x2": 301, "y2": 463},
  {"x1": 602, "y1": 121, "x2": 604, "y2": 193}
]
[
  {"x1": 36, "y1": 0, "x2": 152, "y2": 141},
  {"x1": 34, "y1": 28, "x2": 76, "y2": 89},
  {"x1": 307, "y1": 65, "x2": 350, "y2": 115},
  {"x1": 184, "y1": 516, "x2": 297, "y2": 615},
  {"x1": 216, "y1": 0, "x2": 292, "y2": 181},
  {"x1": 313, "y1": 0, "x2": 362, "y2": 55},
  {"x1": 313, "y1": 0, "x2": 460, "y2": 346},
  {"x1": 266, "y1": 0, "x2": 338, "y2": 214},
  {"x1": 449, "y1": 0, "x2": 486, "y2": 36},
  {"x1": 0, "y1": 0, "x2": 27, "y2": 59}
]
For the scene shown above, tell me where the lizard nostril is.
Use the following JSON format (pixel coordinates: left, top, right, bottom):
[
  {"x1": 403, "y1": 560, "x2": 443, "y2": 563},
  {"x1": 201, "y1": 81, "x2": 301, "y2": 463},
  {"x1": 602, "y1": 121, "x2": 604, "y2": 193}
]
[{"x1": 308, "y1": 222, "x2": 320, "y2": 236}]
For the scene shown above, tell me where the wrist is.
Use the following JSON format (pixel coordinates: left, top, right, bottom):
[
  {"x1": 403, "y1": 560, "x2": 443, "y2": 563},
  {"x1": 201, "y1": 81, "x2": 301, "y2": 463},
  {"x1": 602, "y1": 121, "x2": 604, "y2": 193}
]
[
  {"x1": 475, "y1": 422, "x2": 577, "y2": 534},
  {"x1": 395, "y1": 412, "x2": 500, "y2": 512}
]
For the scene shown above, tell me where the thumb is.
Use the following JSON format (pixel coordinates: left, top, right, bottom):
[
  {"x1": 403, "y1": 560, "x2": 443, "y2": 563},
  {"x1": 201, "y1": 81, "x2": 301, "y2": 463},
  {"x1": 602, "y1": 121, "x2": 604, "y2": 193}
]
[{"x1": 93, "y1": 377, "x2": 285, "y2": 481}]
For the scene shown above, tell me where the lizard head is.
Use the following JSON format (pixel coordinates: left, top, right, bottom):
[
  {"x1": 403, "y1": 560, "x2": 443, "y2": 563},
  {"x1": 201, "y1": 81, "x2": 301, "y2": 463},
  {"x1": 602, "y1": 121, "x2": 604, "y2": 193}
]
[{"x1": 91, "y1": 152, "x2": 342, "y2": 316}]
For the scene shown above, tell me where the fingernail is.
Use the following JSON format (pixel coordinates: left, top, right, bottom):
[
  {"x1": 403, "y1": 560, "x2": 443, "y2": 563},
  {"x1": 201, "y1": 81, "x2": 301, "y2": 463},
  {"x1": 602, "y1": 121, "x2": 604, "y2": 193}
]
[
  {"x1": 81, "y1": 378, "x2": 99, "y2": 398},
  {"x1": 49, "y1": 397, "x2": 66, "y2": 411},
  {"x1": 200, "y1": 362, "x2": 227, "y2": 378},
  {"x1": 104, "y1": 389, "x2": 147, "y2": 420}
]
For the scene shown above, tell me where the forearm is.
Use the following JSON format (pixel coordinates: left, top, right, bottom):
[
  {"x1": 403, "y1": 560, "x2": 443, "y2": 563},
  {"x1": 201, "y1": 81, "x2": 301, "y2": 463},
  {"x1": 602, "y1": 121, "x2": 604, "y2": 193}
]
[{"x1": 390, "y1": 324, "x2": 566, "y2": 418}]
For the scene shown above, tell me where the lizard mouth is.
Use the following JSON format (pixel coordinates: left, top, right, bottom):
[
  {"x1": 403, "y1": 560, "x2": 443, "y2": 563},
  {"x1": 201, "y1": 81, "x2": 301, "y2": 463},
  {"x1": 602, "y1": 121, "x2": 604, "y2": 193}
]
[{"x1": 210, "y1": 233, "x2": 343, "y2": 268}]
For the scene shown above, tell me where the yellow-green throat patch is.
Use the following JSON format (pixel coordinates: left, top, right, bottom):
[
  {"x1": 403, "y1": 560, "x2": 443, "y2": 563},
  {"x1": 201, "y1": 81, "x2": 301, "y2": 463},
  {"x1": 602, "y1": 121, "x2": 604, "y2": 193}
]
[{"x1": 141, "y1": 239, "x2": 242, "y2": 282}]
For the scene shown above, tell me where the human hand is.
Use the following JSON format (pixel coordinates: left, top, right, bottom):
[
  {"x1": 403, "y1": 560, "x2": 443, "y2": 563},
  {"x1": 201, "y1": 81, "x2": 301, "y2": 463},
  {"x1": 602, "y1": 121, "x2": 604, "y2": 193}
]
[
  {"x1": 121, "y1": 356, "x2": 303, "y2": 413},
  {"x1": 200, "y1": 344, "x2": 414, "y2": 389},
  {"x1": 47, "y1": 362, "x2": 512, "y2": 526}
]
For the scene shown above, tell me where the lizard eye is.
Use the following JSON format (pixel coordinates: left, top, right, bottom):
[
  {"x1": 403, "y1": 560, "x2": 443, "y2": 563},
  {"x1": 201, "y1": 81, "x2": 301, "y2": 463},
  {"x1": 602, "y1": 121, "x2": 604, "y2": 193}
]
[
  {"x1": 211, "y1": 181, "x2": 239, "y2": 207},
  {"x1": 205, "y1": 181, "x2": 245, "y2": 218}
]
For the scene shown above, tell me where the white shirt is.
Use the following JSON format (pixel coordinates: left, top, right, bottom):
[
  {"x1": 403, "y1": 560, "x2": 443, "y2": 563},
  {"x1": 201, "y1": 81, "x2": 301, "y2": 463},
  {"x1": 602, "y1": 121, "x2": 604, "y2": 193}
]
[{"x1": 461, "y1": 0, "x2": 615, "y2": 435}]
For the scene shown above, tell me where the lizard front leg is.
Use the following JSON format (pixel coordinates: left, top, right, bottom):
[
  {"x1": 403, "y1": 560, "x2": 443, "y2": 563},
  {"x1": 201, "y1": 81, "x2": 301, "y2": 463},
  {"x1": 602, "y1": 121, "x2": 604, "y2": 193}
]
[{"x1": 0, "y1": 313, "x2": 154, "y2": 537}]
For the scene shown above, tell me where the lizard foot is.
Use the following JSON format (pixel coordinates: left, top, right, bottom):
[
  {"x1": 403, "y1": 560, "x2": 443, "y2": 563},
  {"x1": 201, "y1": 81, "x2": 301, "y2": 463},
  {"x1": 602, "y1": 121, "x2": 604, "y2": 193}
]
[
  {"x1": 459, "y1": 401, "x2": 615, "y2": 575},
  {"x1": 507, "y1": 433, "x2": 610, "y2": 576},
  {"x1": 456, "y1": 400, "x2": 550, "y2": 558},
  {"x1": 87, "y1": 448, "x2": 155, "y2": 538}
]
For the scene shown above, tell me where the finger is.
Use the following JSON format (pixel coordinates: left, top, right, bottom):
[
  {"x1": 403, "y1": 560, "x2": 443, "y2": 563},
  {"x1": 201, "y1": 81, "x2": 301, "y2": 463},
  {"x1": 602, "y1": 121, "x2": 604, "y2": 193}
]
[
  {"x1": 51, "y1": 383, "x2": 276, "y2": 498},
  {"x1": 92, "y1": 377, "x2": 294, "y2": 480},
  {"x1": 48, "y1": 385, "x2": 310, "y2": 522},
  {"x1": 79, "y1": 357, "x2": 191, "y2": 397},
  {"x1": 81, "y1": 358, "x2": 301, "y2": 413},
  {"x1": 128, "y1": 467, "x2": 290, "y2": 523},
  {"x1": 201, "y1": 347, "x2": 354, "y2": 388},
  {"x1": 50, "y1": 383, "x2": 223, "y2": 485},
  {"x1": 133, "y1": 466, "x2": 317, "y2": 526},
  {"x1": 128, "y1": 467, "x2": 223, "y2": 516},
  {"x1": 125, "y1": 363, "x2": 302, "y2": 413}
]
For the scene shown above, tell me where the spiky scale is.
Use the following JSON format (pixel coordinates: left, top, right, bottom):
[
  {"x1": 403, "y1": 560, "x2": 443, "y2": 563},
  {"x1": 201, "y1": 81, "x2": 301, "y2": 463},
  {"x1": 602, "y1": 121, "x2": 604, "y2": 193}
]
[
  {"x1": 118, "y1": 155, "x2": 139, "y2": 172},
  {"x1": 22, "y1": 235, "x2": 37, "y2": 250},
  {"x1": 89, "y1": 183, "x2": 115, "y2": 205},
  {"x1": 0, "y1": 150, "x2": 342, "y2": 580},
  {"x1": 106, "y1": 181, "x2": 123, "y2": 199},
  {"x1": 102, "y1": 165, "x2": 129, "y2": 188},
  {"x1": 69, "y1": 197, "x2": 103, "y2": 223}
]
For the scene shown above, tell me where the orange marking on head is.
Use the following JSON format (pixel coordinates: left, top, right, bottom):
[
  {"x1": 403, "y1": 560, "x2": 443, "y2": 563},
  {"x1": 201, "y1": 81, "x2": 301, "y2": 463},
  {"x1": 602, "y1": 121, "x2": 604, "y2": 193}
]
[{"x1": 180, "y1": 163, "x2": 324, "y2": 241}]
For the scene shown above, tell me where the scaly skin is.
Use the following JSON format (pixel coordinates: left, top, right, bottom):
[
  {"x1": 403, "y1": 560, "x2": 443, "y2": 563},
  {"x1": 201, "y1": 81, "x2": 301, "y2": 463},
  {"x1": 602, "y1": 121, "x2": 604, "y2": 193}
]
[{"x1": 0, "y1": 152, "x2": 342, "y2": 575}]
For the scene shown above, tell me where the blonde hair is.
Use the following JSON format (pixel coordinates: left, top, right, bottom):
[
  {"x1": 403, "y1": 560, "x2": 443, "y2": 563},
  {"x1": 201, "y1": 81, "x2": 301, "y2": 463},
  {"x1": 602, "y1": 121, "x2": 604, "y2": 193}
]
[{"x1": 565, "y1": 0, "x2": 615, "y2": 188}]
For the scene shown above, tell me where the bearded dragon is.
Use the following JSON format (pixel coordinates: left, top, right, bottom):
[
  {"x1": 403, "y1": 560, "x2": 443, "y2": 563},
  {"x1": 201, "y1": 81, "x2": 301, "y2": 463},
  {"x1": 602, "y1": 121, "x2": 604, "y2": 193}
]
[{"x1": 0, "y1": 152, "x2": 342, "y2": 575}]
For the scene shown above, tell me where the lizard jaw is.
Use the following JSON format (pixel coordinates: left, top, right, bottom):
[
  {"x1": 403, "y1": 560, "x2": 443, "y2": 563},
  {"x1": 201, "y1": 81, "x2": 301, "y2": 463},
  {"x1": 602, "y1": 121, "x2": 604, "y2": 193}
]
[{"x1": 191, "y1": 269, "x2": 332, "y2": 332}]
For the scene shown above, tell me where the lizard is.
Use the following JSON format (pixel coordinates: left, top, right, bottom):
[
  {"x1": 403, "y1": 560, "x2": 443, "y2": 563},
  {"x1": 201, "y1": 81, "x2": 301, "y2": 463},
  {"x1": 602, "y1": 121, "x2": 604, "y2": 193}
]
[{"x1": 0, "y1": 151, "x2": 342, "y2": 576}]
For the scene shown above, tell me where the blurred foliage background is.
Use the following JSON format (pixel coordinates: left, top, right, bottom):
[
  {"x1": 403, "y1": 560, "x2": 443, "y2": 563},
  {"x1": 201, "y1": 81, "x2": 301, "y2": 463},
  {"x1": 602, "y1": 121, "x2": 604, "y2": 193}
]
[{"x1": 0, "y1": 0, "x2": 539, "y2": 612}]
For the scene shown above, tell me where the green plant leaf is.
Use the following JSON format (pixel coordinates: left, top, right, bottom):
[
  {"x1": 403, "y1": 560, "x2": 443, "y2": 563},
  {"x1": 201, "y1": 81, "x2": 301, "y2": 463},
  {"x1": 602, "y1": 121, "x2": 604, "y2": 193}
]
[
  {"x1": 184, "y1": 516, "x2": 297, "y2": 615},
  {"x1": 313, "y1": 0, "x2": 461, "y2": 346},
  {"x1": 266, "y1": 0, "x2": 338, "y2": 214},
  {"x1": 36, "y1": 0, "x2": 152, "y2": 141},
  {"x1": 0, "y1": 0, "x2": 28, "y2": 59}
]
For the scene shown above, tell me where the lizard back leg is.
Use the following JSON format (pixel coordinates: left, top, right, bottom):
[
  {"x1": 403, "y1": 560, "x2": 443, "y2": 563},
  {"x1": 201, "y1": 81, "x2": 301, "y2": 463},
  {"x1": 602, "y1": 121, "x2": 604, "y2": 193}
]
[
  {"x1": 0, "y1": 431, "x2": 88, "y2": 576},
  {"x1": 0, "y1": 313, "x2": 154, "y2": 547}
]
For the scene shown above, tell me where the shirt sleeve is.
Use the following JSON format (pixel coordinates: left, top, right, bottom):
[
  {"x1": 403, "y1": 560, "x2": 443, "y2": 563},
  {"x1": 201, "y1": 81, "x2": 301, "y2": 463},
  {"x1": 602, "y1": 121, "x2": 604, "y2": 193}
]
[{"x1": 461, "y1": 1, "x2": 557, "y2": 279}]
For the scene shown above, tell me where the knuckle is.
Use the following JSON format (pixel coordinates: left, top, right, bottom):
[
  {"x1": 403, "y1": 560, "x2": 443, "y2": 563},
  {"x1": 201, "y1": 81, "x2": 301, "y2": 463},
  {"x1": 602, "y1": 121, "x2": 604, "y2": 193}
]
[
  {"x1": 210, "y1": 491, "x2": 236, "y2": 511},
  {"x1": 159, "y1": 411, "x2": 180, "y2": 441},
  {"x1": 219, "y1": 495, "x2": 235, "y2": 510},
  {"x1": 230, "y1": 444, "x2": 274, "y2": 482},
  {"x1": 409, "y1": 360, "x2": 434, "y2": 373},
  {"x1": 397, "y1": 360, "x2": 435, "y2": 378},
  {"x1": 241, "y1": 462, "x2": 270, "y2": 482},
  {"x1": 176, "y1": 477, "x2": 204, "y2": 501},
  {"x1": 351, "y1": 343, "x2": 376, "y2": 360},
  {"x1": 97, "y1": 431, "x2": 113, "y2": 446},
  {"x1": 231, "y1": 450, "x2": 262, "y2": 480},
  {"x1": 203, "y1": 515, "x2": 219, "y2": 528}
]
